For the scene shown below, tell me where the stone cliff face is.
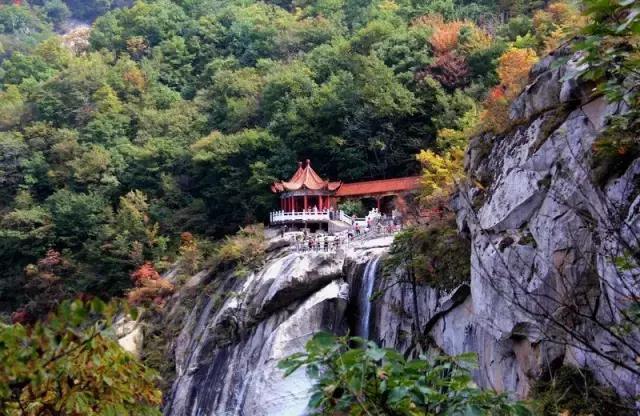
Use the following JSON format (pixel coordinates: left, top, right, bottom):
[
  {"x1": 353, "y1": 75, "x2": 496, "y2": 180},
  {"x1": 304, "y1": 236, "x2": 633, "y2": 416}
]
[
  {"x1": 451, "y1": 46, "x2": 640, "y2": 398},
  {"x1": 163, "y1": 238, "x2": 391, "y2": 416},
  {"x1": 364, "y1": 46, "x2": 638, "y2": 400},
  {"x1": 160, "y1": 47, "x2": 638, "y2": 415}
]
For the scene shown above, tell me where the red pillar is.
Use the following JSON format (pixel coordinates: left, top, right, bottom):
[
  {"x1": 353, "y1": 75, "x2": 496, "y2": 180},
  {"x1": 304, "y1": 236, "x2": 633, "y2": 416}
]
[
  {"x1": 303, "y1": 195, "x2": 308, "y2": 211},
  {"x1": 376, "y1": 197, "x2": 381, "y2": 210}
]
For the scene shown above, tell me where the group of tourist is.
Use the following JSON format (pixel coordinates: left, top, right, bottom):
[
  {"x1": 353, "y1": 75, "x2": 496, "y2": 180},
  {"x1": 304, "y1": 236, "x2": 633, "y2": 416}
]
[
  {"x1": 277, "y1": 215, "x2": 403, "y2": 253},
  {"x1": 294, "y1": 233, "x2": 342, "y2": 252}
]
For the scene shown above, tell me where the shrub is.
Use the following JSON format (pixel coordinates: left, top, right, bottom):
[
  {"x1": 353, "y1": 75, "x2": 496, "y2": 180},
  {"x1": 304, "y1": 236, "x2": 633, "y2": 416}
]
[
  {"x1": 128, "y1": 262, "x2": 174, "y2": 307},
  {"x1": 131, "y1": 262, "x2": 161, "y2": 283},
  {"x1": 0, "y1": 299, "x2": 162, "y2": 415},
  {"x1": 279, "y1": 332, "x2": 531, "y2": 415},
  {"x1": 385, "y1": 214, "x2": 471, "y2": 291},
  {"x1": 178, "y1": 231, "x2": 203, "y2": 275},
  {"x1": 210, "y1": 224, "x2": 266, "y2": 276},
  {"x1": 531, "y1": 365, "x2": 635, "y2": 416},
  {"x1": 591, "y1": 129, "x2": 640, "y2": 186}
]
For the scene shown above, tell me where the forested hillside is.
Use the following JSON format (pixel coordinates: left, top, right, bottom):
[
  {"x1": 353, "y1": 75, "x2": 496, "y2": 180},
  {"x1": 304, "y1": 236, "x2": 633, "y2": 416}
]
[
  {"x1": 0, "y1": 0, "x2": 582, "y2": 314},
  {"x1": 1, "y1": 0, "x2": 639, "y2": 414}
]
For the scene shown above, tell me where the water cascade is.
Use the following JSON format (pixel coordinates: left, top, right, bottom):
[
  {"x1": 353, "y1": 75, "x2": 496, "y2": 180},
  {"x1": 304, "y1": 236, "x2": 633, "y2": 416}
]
[{"x1": 356, "y1": 256, "x2": 381, "y2": 339}]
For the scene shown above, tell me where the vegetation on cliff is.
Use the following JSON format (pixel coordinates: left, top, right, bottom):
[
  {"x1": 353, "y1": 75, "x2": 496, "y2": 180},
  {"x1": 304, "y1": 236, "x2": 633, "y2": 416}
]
[{"x1": 280, "y1": 332, "x2": 531, "y2": 415}]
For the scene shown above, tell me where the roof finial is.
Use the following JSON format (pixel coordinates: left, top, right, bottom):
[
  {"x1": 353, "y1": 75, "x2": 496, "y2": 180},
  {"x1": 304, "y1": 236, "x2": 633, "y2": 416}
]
[
  {"x1": 297, "y1": 161, "x2": 302, "y2": 167},
  {"x1": 306, "y1": 159, "x2": 311, "y2": 167}
]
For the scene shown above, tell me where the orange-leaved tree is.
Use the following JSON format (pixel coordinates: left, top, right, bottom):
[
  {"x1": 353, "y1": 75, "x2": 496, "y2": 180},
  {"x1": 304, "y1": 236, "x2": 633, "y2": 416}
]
[
  {"x1": 429, "y1": 20, "x2": 465, "y2": 54},
  {"x1": 480, "y1": 47, "x2": 538, "y2": 133},
  {"x1": 127, "y1": 262, "x2": 174, "y2": 307},
  {"x1": 533, "y1": 1, "x2": 586, "y2": 53}
]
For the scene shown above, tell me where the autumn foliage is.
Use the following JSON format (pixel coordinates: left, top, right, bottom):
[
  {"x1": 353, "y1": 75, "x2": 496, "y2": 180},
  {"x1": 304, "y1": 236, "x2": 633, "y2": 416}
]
[
  {"x1": 415, "y1": 16, "x2": 474, "y2": 90},
  {"x1": 533, "y1": 2, "x2": 586, "y2": 53},
  {"x1": 1, "y1": 300, "x2": 162, "y2": 414},
  {"x1": 412, "y1": 15, "x2": 462, "y2": 53},
  {"x1": 497, "y1": 48, "x2": 538, "y2": 93},
  {"x1": 37, "y1": 248, "x2": 64, "y2": 270},
  {"x1": 480, "y1": 48, "x2": 538, "y2": 133},
  {"x1": 417, "y1": 148, "x2": 464, "y2": 201},
  {"x1": 481, "y1": 86, "x2": 510, "y2": 134},
  {"x1": 427, "y1": 51, "x2": 470, "y2": 89},
  {"x1": 179, "y1": 231, "x2": 203, "y2": 275},
  {"x1": 17, "y1": 250, "x2": 76, "y2": 318},
  {"x1": 131, "y1": 262, "x2": 162, "y2": 282},
  {"x1": 10, "y1": 308, "x2": 30, "y2": 325},
  {"x1": 430, "y1": 21, "x2": 465, "y2": 54},
  {"x1": 127, "y1": 262, "x2": 174, "y2": 307}
]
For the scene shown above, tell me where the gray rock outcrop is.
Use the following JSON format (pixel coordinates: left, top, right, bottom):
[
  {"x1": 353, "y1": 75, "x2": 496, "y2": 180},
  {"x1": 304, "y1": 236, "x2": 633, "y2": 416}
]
[
  {"x1": 368, "y1": 46, "x2": 639, "y2": 401},
  {"x1": 452, "y1": 46, "x2": 640, "y2": 398},
  {"x1": 165, "y1": 251, "x2": 349, "y2": 416}
]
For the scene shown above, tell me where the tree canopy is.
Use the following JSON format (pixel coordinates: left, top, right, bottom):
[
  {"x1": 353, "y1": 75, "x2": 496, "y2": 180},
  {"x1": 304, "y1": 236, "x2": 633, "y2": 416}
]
[{"x1": 0, "y1": 0, "x2": 584, "y2": 314}]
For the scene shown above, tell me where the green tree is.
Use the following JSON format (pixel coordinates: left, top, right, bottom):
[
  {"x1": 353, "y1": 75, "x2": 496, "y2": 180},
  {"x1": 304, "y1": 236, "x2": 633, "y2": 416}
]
[
  {"x1": 64, "y1": 0, "x2": 114, "y2": 20},
  {"x1": 90, "y1": 1, "x2": 187, "y2": 51},
  {"x1": 190, "y1": 129, "x2": 294, "y2": 235},
  {"x1": 0, "y1": 52, "x2": 57, "y2": 85},
  {"x1": 43, "y1": 0, "x2": 71, "y2": 29},
  {"x1": 200, "y1": 66, "x2": 265, "y2": 132},
  {"x1": 0, "y1": 86, "x2": 28, "y2": 130},
  {"x1": 46, "y1": 189, "x2": 112, "y2": 250},
  {"x1": 0, "y1": 132, "x2": 28, "y2": 205}
]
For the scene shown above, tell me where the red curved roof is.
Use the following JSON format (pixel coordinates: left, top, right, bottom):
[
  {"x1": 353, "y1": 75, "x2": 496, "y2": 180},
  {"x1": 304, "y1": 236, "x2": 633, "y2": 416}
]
[
  {"x1": 335, "y1": 176, "x2": 420, "y2": 197},
  {"x1": 271, "y1": 160, "x2": 342, "y2": 193}
]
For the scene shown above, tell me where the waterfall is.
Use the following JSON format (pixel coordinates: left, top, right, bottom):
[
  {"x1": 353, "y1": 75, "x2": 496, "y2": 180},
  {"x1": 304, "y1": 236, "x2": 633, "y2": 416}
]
[{"x1": 356, "y1": 256, "x2": 380, "y2": 340}]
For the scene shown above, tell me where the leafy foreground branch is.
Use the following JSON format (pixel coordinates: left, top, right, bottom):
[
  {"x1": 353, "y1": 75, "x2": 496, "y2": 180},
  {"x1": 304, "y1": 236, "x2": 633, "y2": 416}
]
[
  {"x1": 279, "y1": 332, "x2": 531, "y2": 416},
  {"x1": 0, "y1": 299, "x2": 161, "y2": 415}
]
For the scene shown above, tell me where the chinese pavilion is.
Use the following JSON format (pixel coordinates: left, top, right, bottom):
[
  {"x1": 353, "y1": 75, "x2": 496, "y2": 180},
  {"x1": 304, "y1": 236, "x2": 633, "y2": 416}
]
[
  {"x1": 270, "y1": 160, "x2": 420, "y2": 227},
  {"x1": 271, "y1": 160, "x2": 341, "y2": 212}
]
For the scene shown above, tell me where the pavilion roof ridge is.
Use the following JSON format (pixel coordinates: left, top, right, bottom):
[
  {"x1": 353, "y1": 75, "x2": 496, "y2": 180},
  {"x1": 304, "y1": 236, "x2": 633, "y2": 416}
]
[{"x1": 271, "y1": 160, "x2": 342, "y2": 193}]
